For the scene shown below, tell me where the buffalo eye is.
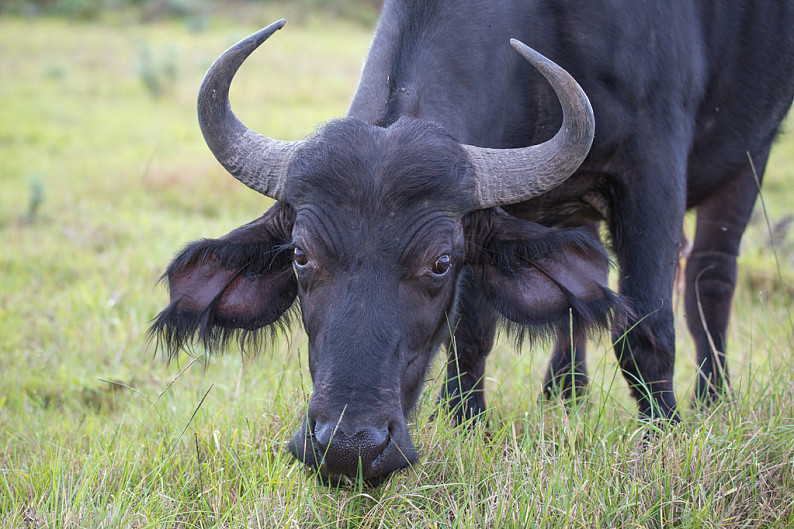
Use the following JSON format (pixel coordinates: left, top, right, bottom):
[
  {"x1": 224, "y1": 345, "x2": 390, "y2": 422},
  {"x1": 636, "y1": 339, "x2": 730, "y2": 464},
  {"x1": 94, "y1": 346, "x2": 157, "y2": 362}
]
[
  {"x1": 431, "y1": 254, "x2": 452, "y2": 275},
  {"x1": 293, "y1": 247, "x2": 309, "y2": 268}
]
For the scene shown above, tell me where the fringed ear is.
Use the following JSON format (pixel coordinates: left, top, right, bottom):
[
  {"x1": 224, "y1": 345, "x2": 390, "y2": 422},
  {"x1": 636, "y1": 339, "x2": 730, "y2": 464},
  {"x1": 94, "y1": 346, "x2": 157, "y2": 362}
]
[
  {"x1": 150, "y1": 202, "x2": 297, "y2": 358},
  {"x1": 466, "y1": 210, "x2": 625, "y2": 345}
]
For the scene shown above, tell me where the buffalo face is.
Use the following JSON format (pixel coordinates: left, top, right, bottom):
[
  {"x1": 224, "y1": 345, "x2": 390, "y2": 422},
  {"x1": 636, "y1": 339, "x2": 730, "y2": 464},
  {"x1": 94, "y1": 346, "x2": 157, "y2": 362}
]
[{"x1": 283, "y1": 119, "x2": 473, "y2": 482}]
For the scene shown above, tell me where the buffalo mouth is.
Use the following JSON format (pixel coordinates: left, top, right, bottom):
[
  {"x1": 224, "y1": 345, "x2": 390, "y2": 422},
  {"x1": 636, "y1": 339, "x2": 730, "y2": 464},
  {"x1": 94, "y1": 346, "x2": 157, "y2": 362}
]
[{"x1": 287, "y1": 417, "x2": 417, "y2": 487}]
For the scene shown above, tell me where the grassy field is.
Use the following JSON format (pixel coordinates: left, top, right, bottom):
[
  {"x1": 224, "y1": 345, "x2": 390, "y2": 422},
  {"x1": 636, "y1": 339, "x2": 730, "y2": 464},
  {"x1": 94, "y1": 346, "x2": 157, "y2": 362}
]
[{"x1": 1, "y1": 8, "x2": 794, "y2": 528}]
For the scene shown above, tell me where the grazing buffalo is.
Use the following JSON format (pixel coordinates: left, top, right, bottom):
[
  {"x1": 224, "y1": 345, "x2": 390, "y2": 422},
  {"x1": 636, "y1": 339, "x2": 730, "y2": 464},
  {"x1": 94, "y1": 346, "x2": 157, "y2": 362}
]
[{"x1": 153, "y1": 1, "x2": 794, "y2": 484}]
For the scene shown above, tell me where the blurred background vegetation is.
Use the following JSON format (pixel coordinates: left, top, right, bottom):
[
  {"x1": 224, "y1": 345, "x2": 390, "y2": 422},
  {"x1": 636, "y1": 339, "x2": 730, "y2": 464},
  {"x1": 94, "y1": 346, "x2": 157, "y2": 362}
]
[{"x1": 1, "y1": 0, "x2": 385, "y2": 25}]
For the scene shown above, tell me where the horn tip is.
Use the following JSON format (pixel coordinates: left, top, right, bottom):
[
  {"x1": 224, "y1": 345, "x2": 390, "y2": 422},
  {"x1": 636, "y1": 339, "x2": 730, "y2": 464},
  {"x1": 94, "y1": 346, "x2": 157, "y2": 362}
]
[
  {"x1": 243, "y1": 19, "x2": 286, "y2": 50},
  {"x1": 510, "y1": 38, "x2": 538, "y2": 60},
  {"x1": 257, "y1": 19, "x2": 286, "y2": 38}
]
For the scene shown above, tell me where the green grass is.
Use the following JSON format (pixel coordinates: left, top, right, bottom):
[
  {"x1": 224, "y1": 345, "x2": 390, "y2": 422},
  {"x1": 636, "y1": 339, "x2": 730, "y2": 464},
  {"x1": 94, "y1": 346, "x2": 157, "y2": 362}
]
[{"x1": 1, "y1": 10, "x2": 794, "y2": 528}]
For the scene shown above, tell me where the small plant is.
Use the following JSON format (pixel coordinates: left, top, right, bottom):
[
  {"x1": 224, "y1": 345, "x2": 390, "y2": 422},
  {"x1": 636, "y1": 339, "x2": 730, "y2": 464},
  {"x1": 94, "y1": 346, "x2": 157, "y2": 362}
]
[
  {"x1": 136, "y1": 40, "x2": 178, "y2": 99},
  {"x1": 26, "y1": 176, "x2": 44, "y2": 223}
]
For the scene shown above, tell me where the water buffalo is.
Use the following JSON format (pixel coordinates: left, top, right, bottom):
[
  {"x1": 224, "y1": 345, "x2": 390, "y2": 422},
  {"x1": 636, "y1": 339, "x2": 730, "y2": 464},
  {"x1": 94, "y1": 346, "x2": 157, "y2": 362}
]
[{"x1": 153, "y1": 1, "x2": 794, "y2": 484}]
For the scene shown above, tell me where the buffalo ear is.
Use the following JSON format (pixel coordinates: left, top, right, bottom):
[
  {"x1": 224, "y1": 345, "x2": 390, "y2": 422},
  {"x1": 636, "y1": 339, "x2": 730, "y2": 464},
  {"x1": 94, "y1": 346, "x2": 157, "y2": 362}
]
[
  {"x1": 469, "y1": 211, "x2": 623, "y2": 341},
  {"x1": 150, "y1": 202, "x2": 297, "y2": 357}
]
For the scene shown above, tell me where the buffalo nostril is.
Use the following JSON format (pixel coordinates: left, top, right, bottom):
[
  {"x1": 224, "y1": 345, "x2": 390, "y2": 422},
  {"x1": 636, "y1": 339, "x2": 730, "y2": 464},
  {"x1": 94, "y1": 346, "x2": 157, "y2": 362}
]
[
  {"x1": 312, "y1": 422, "x2": 335, "y2": 452},
  {"x1": 359, "y1": 425, "x2": 390, "y2": 451}
]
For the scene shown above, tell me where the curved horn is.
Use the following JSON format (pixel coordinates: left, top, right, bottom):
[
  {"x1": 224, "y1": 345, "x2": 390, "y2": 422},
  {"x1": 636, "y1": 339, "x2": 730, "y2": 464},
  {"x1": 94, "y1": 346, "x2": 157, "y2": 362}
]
[
  {"x1": 198, "y1": 20, "x2": 300, "y2": 201},
  {"x1": 464, "y1": 39, "x2": 595, "y2": 209}
]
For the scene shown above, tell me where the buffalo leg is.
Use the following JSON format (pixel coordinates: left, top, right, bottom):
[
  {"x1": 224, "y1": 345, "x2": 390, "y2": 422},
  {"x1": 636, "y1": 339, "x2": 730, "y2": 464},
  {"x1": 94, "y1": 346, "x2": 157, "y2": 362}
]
[
  {"x1": 685, "y1": 148, "x2": 768, "y2": 405},
  {"x1": 441, "y1": 287, "x2": 498, "y2": 425},
  {"x1": 611, "y1": 166, "x2": 686, "y2": 422},
  {"x1": 543, "y1": 329, "x2": 589, "y2": 401},
  {"x1": 543, "y1": 222, "x2": 602, "y2": 401}
]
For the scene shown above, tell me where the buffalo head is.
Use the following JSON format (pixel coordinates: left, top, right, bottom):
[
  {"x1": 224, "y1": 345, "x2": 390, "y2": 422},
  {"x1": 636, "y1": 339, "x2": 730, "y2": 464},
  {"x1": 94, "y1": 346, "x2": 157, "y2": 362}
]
[{"x1": 152, "y1": 20, "x2": 617, "y2": 484}]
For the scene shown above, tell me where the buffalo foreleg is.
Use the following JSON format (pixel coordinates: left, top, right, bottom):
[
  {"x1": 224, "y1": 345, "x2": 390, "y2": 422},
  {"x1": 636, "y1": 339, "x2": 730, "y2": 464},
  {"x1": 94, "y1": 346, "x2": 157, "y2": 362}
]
[
  {"x1": 610, "y1": 157, "x2": 686, "y2": 422},
  {"x1": 441, "y1": 287, "x2": 498, "y2": 425}
]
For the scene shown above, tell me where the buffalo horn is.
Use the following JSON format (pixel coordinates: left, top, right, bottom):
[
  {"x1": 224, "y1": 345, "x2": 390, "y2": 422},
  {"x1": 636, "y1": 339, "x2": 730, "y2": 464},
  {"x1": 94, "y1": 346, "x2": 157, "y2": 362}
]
[
  {"x1": 464, "y1": 40, "x2": 595, "y2": 209},
  {"x1": 197, "y1": 19, "x2": 298, "y2": 201}
]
